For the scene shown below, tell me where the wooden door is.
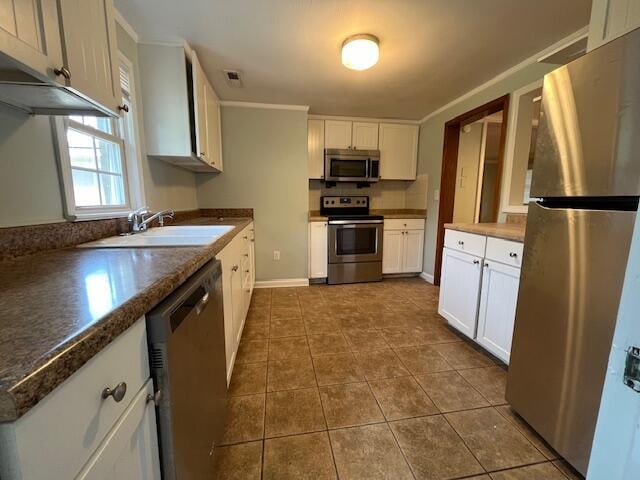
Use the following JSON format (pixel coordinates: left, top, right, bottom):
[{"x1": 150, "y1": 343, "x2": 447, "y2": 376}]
[
  {"x1": 324, "y1": 120, "x2": 352, "y2": 149},
  {"x1": 379, "y1": 123, "x2": 419, "y2": 180},
  {"x1": 382, "y1": 230, "x2": 404, "y2": 274},
  {"x1": 438, "y1": 247, "x2": 482, "y2": 339},
  {"x1": 308, "y1": 119, "x2": 325, "y2": 178},
  {"x1": 352, "y1": 122, "x2": 378, "y2": 149},
  {"x1": 58, "y1": 0, "x2": 119, "y2": 111},
  {"x1": 476, "y1": 260, "x2": 520, "y2": 363}
]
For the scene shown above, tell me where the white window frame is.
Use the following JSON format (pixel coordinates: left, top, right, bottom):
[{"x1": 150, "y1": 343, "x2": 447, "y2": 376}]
[{"x1": 54, "y1": 52, "x2": 146, "y2": 221}]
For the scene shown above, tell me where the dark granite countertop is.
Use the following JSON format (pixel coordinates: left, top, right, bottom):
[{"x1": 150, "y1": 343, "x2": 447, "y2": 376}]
[{"x1": 0, "y1": 217, "x2": 252, "y2": 422}]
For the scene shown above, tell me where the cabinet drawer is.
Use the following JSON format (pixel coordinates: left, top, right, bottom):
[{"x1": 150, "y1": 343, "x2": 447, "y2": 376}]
[
  {"x1": 485, "y1": 237, "x2": 524, "y2": 267},
  {"x1": 3, "y1": 318, "x2": 149, "y2": 480},
  {"x1": 444, "y1": 229, "x2": 486, "y2": 257},
  {"x1": 385, "y1": 218, "x2": 425, "y2": 231}
]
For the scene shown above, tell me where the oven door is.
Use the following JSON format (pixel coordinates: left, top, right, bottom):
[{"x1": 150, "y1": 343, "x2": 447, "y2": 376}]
[
  {"x1": 325, "y1": 154, "x2": 371, "y2": 182},
  {"x1": 328, "y1": 221, "x2": 383, "y2": 263}
]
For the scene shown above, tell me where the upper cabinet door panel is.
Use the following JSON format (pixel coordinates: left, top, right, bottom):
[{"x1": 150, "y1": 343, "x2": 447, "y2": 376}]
[
  {"x1": 0, "y1": 0, "x2": 62, "y2": 79},
  {"x1": 308, "y1": 119, "x2": 325, "y2": 179},
  {"x1": 379, "y1": 123, "x2": 419, "y2": 180},
  {"x1": 191, "y1": 51, "x2": 208, "y2": 160},
  {"x1": 206, "y1": 82, "x2": 222, "y2": 170},
  {"x1": 325, "y1": 120, "x2": 352, "y2": 149},
  {"x1": 352, "y1": 122, "x2": 378, "y2": 149},
  {"x1": 58, "y1": 0, "x2": 119, "y2": 112}
]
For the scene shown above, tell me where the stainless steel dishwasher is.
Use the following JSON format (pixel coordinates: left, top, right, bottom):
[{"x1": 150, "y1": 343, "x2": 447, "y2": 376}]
[{"x1": 146, "y1": 260, "x2": 227, "y2": 479}]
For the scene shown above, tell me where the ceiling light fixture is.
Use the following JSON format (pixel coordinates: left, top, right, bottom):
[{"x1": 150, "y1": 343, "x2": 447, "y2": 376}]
[{"x1": 341, "y1": 34, "x2": 379, "y2": 71}]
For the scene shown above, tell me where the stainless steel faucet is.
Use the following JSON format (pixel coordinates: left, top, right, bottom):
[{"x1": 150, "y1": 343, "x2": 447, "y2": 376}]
[{"x1": 127, "y1": 207, "x2": 174, "y2": 233}]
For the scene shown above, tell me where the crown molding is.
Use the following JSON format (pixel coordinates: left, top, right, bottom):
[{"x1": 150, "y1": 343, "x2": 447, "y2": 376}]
[{"x1": 308, "y1": 114, "x2": 419, "y2": 125}]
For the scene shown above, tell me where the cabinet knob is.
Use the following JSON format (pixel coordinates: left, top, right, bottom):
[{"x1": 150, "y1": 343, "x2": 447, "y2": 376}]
[
  {"x1": 484, "y1": 263, "x2": 489, "y2": 268},
  {"x1": 245, "y1": 269, "x2": 250, "y2": 273},
  {"x1": 473, "y1": 260, "x2": 480, "y2": 265},
  {"x1": 457, "y1": 240, "x2": 464, "y2": 245},
  {"x1": 118, "y1": 104, "x2": 129, "y2": 113},
  {"x1": 509, "y1": 252, "x2": 518, "y2": 258},
  {"x1": 146, "y1": 390, "x2": 162, "y2": 405},
  {"x1": 243, "y1": 236, "x2": 248, "y2": 239},
  {"x1": 102, "y1": 382, "x2": 127, "y2": 402},
  {"x1": 201, "y1": 152, "x2": 206, "y2": 157},
  {"x1": 232, "y1": 265, "x2": 239, "y2": 272},
  {"x1": 54, "y1": 66, "x2": 71, "y2": 80}
]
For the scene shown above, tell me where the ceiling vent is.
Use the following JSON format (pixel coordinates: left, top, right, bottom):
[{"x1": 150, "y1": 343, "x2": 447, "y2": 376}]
[{"x1": 223, "y1": 70, "x2": 243, "y2": 87}]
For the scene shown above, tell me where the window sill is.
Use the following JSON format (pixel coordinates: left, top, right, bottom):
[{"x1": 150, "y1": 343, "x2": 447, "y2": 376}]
[{"x1": 65, "y1": 210, "x2": 131, "y2": 222}]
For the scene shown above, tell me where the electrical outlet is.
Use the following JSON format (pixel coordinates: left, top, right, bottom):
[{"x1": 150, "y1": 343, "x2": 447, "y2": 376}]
[
  {"x1": 434, "y1": 188, "x2": 440, "y2": 201},
  {"x1": 273, "y1": 250, "x2": 280, "y2": 261}
]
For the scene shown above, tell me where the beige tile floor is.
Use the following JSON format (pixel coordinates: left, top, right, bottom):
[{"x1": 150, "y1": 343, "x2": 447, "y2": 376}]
[{"x1": 213, "y1": 278, "x2": 584, "y2": 480}]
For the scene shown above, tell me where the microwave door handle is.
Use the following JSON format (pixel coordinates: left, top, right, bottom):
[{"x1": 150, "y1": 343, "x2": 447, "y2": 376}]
[{"x1": 366, "y1": 158, "x2": 370, "y2": 179}]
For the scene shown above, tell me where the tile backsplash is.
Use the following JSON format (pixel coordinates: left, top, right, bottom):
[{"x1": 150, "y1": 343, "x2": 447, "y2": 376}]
[{"x1": 309, "y1": 175, "x2": 428, "y2": 210}]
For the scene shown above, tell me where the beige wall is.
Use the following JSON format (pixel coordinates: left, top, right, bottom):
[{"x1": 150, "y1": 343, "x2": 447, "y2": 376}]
[
  {"x1": 417, "y1": 61, "x2": 557, "y2": 277},
  {"x1": 309, "y1": 176, "x2": 428, "y2": 211},
  {"x1": 196, "y1": 106, "x2": 309, "y2": 281}
]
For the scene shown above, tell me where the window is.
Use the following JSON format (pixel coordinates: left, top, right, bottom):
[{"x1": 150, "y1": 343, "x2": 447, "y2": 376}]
[{"x1": 56, "y1": 55, "x2": 145, "y2": 220}]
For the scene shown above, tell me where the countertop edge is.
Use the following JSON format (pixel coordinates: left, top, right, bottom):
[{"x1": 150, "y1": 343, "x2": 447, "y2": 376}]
[
  {"x1": 1, "y1": 218, "x2": 253, "y2": 422},
  {"x1": 444, "y1": 223, "x2": 526, "y2": 242}
]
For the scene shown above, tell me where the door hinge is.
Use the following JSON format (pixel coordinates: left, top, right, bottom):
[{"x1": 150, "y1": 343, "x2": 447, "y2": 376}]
[{"x1": 624, "y1": 346, "x2": 640, "y2": 392}]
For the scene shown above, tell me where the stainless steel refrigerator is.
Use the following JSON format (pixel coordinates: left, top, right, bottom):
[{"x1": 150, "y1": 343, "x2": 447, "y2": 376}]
[{"x1": 506, "y1": 28, "x2": 640, "y2": 476}]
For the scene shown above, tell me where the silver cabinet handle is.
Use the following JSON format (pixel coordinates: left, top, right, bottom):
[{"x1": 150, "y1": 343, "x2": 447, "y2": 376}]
[
  {"x1": 118, "y1": 104, "x2": 129, "y2": 113},
  {"x1": 509, "y1": 252, "x2": 518, "y2": 258},
  {"x1": 54, "y1": 66, "x2": 71, "y2": 79},
  {"x1": 146, "y1": 390, "x2": 162, "y2": 405},
  {"x1": 102, "y1": 382, "x2": 127, "y2": 402},
  {"x1": 473, "y1": 260, "x2": 480, "y2": 265},
  {"x1": 457, "y1": 240, "x2": 464, "y2": 245},
  {"x1": 232, "y1": 265, "x2": 239, "y2": 272}
]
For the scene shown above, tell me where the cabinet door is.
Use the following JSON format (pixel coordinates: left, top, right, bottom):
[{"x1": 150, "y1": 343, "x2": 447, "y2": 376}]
[
  {"x1": 75, "y1": 380, "x2": 160, "y2": 480},
  {"x1": 0, "y1": 0, "x2": 62, "y2": 79},
  {"x1": 476, "y1": 260, "x2": 520, "y2": 364},
  {"x1": 206, "y1": 82, "x2": 222, "y2": 170},
  {"x1": 309, "y1": 222, "x2": 328, "y2": 278},
  {"x1": 308, "y1": 119, "x2": 325, "y2": 178},
  {"x1": 352, "y1": 122, "x2": 378, "y2": 149},
  {"x1": 192, "y1": 52, "x2": 208, "y2": 160},
  {"x1": 218, "y1": 248, "x2": 236, "y2": 383},
  {"x1": 379, "y1": 123, "x2": 419, "y2": 180},
  {"x1": 382, "y1": 230, "x2": 404, "y2": 274},
  {"x1": 438, "y1": 247, "x2": 482, "y2": 339},
  {"x1": 324, "y1": 120, "x2": 352, "y2": 149},
  {"x1": 231, "y1": 257, "x2": 244, "y2": 345},
  {"x1": 403, "y1": 229, "x2": 424, "y2": 273},
  {"x1": 58, "y1": 0, "x2": 119, "y2": 112}
]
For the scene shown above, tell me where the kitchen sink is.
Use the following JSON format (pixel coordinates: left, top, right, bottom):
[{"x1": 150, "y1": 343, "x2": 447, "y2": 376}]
[{"x1": 78, "y1": 225, "x2": 235, "y2": 248}]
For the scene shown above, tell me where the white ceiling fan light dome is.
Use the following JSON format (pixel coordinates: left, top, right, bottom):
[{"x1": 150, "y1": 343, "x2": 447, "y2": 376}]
[{"x1": 341, "y1": 34, "x2": 379, "y2": 71}]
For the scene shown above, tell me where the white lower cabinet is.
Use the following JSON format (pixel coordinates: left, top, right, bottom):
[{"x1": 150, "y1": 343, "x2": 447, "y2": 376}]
[
  {"x1": 218, "y1": 222, "x2": 256, "y2": 383},
  {"x1": 476, "y1": 260, "x2": 521, "y2": 363},
  {"x1": 309, "y1": 221, "x2": 328, "y2": 278},
  {"x1": 0, "y1": 318, "x2": 160, "y2": 480},
  {"x1": 382, "y1": 219, "x2": 425, "y2": 274},
  {"x1": 438, "y1": 247, "x2": 483, "y2": 339},
  {"x1": 439, "y1": 229, "x2": 523, "y2": 364}
]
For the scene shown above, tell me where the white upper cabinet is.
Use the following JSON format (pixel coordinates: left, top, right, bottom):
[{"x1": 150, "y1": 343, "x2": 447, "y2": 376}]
[
  {"x1": 308, "y1": 119, "x2": 325, "y2": 179},
  {"x1": 57, "y1": 0, "x2": 119, "y2": 112},
  {"x1": 352, "y1": 122, "x2": 378, "y2": 149},
  {"x1": 588, "y1": 0, "x2": 640, "y2": 50},
  {"x1": 138, "y1": 44, "x2": 222, "y2": 173},
  {"x1": 325, "y1": 120, "x2": 352, "y2": 149},
  {"x1": 379, "y1": 123, "x2": 419, "y2": 180}
]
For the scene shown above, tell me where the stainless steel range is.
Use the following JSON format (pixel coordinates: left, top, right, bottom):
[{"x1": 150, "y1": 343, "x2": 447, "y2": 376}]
[{"x1": 322, "y1": 195, "x2": 383, "y2": 284}]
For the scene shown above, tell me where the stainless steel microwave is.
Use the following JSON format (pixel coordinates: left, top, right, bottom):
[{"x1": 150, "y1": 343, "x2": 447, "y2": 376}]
[{"x1": 324, "y1": 148, "x2": 380, "y2": 183}]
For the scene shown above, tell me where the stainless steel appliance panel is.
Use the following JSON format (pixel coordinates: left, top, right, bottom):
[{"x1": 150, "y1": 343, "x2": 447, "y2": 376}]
[
  {"x1": 147, "y1": 261, "x2": 227, "y2": 479},
  {"x1": 324, "y1": 148, "x2": 380, "y2": 183},
  {"x1": 328, "y1": 222, "x2": 383, "y2": 264},
  {"x1": 506, "y1": 202, "x2": 636, "y2": 475},
  {"x1": 532, "y1": 28, "x2": 640, "y2": 198},
  {"x1": 328, "y1": 261, "x2": 382, "y2": 285}
]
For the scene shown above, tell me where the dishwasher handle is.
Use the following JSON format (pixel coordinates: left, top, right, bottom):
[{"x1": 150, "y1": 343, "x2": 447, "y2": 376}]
[
  {"x1": 194, "y1": 291, "x2": 210, "y2": 316},
  {"x1": 170, "y1": 283, "x2": 212, "y2": 332}
]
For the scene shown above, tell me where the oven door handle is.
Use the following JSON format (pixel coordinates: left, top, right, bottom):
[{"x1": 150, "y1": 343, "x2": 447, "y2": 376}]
[{"x1": 329, "y1": 219, "x2": 384, "y2": 225}]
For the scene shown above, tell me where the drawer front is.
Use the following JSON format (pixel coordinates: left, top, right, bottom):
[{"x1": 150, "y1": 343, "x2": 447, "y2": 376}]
[
  {"x1": 385, "y1": 218, "x2": 425, "y2": 231},
  {"x1": 444, "y1": 229, "x2": 486, "y2": 257},
  {"x1": 11, "y1": 318, "x2": 149, "y2": 480},
  {"x1": 485, "y1": 237, "x2": 524, "y2": 267}
]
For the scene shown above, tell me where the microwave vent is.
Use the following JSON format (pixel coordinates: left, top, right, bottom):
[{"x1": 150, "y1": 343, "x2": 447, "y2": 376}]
[{"x1": 223, "y1": 70, "x2": 243, "y2": 87}]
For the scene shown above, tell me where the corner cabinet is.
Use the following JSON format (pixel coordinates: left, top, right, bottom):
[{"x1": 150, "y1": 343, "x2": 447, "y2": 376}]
[
  {"x1": 438, "y1": 229, "x2": 523, "y2": 364},
  {"x1": 217, "y1": 223, "x2": 256, "y2": 383},
  {"x1": 138, "y1": 44, "x2": 222, "y2": 173},
  {"x1": 379, "y1": 123, "x2": 419, "y2": 180},
  {"x1": 382, "y1": 219, "x2": 425, "y2": 274},
  {"x1": 0, "y1": 0, "x2": 122, "y2": 116},
  {"x1": 0, "y1": 318, "x2": 160, "y2": 479},
  {"x1": 309, "y1": 221, "x2": 328, "y2": 279}
]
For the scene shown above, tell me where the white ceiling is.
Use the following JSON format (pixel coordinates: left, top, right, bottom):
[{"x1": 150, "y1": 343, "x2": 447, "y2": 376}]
[{"x1": 115, "y1": 0, "x2": 591, "y2": 120}]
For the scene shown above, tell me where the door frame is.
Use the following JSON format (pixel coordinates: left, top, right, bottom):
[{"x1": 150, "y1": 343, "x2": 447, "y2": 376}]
[{"x1": 434, "y1": 95, "x2": 510, "y2": 285}]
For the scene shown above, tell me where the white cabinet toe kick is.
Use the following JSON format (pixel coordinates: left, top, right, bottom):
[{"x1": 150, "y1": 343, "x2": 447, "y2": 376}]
[{"x1": 439, "y1": 229, "x2": 523, "y2": 364}]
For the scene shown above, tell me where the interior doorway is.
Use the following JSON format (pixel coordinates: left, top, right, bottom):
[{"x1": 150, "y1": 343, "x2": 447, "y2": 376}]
[{"x1": 434, "y1": 95, "x2": 510, "y2": 285}]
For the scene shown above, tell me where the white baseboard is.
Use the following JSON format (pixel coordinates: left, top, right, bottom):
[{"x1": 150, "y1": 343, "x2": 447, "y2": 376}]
[
  {"x1": 419, "y1": 272, "x2": 435, "y2": 284},
  {"x1": 254, "y1": 278, "x2": 310, "y2": 288}
]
